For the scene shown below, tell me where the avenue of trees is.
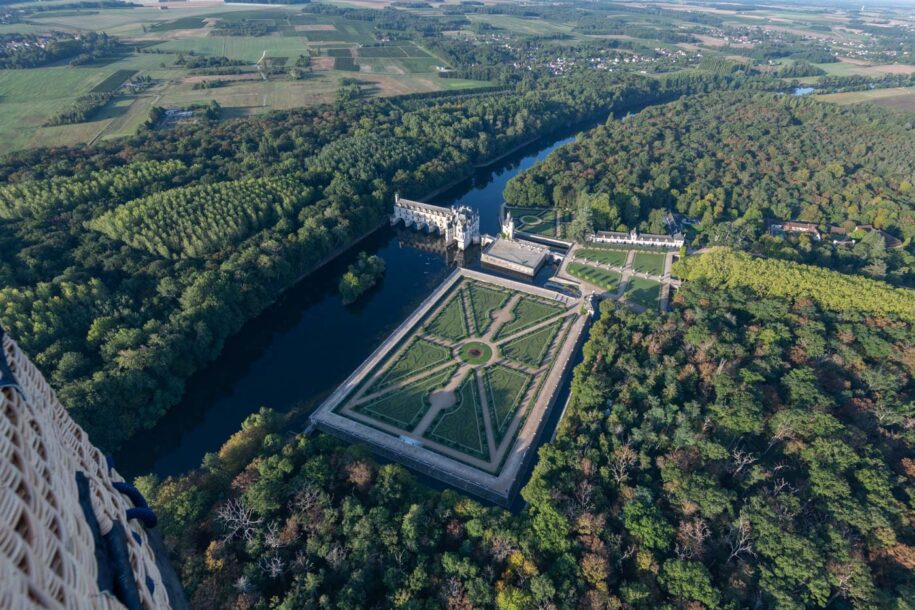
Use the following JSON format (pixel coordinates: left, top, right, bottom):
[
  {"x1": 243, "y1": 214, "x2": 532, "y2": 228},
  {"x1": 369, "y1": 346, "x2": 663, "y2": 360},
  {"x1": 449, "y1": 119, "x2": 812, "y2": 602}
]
[
  {"x1": 0, "y1": 70, "x2": 717, "y2": 450},
  {"x1": 676, "y1": 248, "x2": 915, "y2": 322},
  {"x1": 139, "y1": 277, "x2": 915, "y2": 609},
  {"x1": 503, "y1": 92, "x2": 915, "y2": 285}
]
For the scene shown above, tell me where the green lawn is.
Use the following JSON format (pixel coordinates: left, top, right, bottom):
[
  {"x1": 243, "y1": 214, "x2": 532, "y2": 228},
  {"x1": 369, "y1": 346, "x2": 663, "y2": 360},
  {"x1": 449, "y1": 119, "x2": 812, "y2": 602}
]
[
  {"x1": 357, "y1": 365, "x2": 456, "y2": 431},
  {"x1": 497, "y1": 297, "x2": 566, "y2": 338},
  {"x1": 506, "y1": 207, "x2": 567, "y2": 237},
  {"x1": 426, "y1": 293, "x2": 469, "y2": 342},
  {"x1": 632, "y1": 252, "x2": 667, "y2": 276},
  {"x1": 459, "y1": 341, "x2": 493, "y2": 365},
  {"x1": 373, "y1": 338, "x2": 451, "y2": 390},
  {"x1": 426, "y1": 374, "x2": 489, "y2": 460},
  {"x1": 500, "y1": 320, "x2": 563, "y2": 368},
  {"x1": 625, "y1": 277, "x2": 661, "y2": 310},
  {"x1": 576, "y1": 247, "x2": 629, "y2": 268},
  {"x1": 467, "y1": 282, "x2": 509, "y2": 335},
  {"x1": 484, "y1": 365, "x2": 532, "y2": 444},
  {"x1": 567, "y1": 263, "x2": 621, "y2": 291}
]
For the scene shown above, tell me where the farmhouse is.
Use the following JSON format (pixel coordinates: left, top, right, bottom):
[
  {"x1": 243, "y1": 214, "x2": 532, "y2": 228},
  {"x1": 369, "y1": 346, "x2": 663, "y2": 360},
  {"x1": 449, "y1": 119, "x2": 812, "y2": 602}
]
[{"x1": 590, "y1": 228, "x2": 685, "y2": 249}]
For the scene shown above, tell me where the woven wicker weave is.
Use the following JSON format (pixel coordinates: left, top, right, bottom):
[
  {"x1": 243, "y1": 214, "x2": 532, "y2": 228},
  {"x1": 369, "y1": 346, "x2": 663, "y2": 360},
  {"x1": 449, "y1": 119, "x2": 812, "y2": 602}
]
[{"x1": 1, "y1": 332, "x2": 171, "y2": 610}]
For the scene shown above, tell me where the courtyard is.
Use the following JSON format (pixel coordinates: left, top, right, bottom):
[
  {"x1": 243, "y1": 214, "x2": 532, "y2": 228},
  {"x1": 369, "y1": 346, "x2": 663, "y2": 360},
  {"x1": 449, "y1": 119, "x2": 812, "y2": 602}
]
[{"x1": 311, "y1": 269, "x2": 587, "y2": 503}]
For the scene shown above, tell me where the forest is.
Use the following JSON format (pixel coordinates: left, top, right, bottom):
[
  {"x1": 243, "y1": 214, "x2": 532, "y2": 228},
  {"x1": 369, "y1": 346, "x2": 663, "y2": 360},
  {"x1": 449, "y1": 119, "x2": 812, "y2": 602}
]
[
  {"x1": 504, "y1": 92, "x2": 915, "y2": 286},
  {"x1": 0, "y1": 31, "x2": 118, "y2": 69},
  {"x1": 0, "y1": 70, "x2": 718, "y2": 450},
  {"x1": 138, "y1": 275, "x2": 915, "y2": 609}
]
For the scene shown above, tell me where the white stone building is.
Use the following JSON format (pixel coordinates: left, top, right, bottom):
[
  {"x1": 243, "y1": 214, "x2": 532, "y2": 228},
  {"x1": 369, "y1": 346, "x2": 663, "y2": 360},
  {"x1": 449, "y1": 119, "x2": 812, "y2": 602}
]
[
  {"x1": 590, "y1": 228, "x2": 684, "y2": 249},
  {"x1": 392, "y1": 194, "x2": 480, "y2": 250},
  {"x1": 501, "y1": 211, "x2": 515, "y2": 240}
]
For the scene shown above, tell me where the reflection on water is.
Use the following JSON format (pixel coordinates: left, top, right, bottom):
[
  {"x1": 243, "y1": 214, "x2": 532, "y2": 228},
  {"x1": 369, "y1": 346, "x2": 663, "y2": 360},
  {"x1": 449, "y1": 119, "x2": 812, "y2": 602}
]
[{"x1": 115, "y1": 126, "x2": 589, "y2": 479}]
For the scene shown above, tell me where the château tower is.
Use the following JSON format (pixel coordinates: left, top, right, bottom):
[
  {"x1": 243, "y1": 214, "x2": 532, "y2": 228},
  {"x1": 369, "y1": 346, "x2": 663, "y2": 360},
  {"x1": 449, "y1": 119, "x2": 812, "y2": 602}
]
[{"x1": 502, "y1": 211, "x2": 515, "y2": 240}]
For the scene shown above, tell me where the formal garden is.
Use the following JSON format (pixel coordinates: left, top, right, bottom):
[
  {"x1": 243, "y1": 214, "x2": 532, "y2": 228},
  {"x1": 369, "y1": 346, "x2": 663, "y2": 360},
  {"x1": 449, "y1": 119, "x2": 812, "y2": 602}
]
[
  {"x1": 566, "y1": 262, "x2": 621, "y2": 291},
  {"x1": 625, "y1": 276, "x2": 662, "y2": 309},
  {"x1": 330, "y1": 275, "x2": 579, "y2": 471},
  {"x1": 503, "y1": 206, "x2": 570, "y2": 237}
]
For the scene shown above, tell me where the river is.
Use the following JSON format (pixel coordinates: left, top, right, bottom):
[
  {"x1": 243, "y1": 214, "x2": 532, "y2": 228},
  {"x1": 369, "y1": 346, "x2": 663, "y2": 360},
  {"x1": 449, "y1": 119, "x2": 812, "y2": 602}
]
[{"x1": 114, "y1": 127, "x2": 588, "y2": 480}]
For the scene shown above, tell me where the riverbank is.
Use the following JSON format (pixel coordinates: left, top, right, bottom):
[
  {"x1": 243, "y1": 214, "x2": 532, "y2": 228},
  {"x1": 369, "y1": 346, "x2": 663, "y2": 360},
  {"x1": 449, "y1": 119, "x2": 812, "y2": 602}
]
[{"x1": 115, "y1": 97, "x2": 666, "y2": 479}]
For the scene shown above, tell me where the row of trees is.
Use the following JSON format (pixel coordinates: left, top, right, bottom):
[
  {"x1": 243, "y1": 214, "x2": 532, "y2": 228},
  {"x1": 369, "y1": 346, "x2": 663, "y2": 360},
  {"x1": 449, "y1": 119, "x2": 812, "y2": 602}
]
[
  {"x1": 88, "y1": 177, "x2": 315, "y2": 259},
  {"x1": 675, "y1": 248, "x2": 915, "y2": 322},
  {"x1": 45, "y1": 92, "x2": 114, "y2": 126},
  {"x1": 139, "y1": 279, "x2": 915, "y2": 608},
  {"x1": 0, "y1": 159, "x2": 185, "y2": 219}
]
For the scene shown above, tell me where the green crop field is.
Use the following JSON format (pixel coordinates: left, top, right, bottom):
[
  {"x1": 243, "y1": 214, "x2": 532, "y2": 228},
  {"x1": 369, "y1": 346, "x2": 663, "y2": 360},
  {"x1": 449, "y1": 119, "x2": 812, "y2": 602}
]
[
  {"x1": 500, "y1": 320, "x2": 564, "y2": 368},
  {"x1": 356, "y1": 366, "x2": 456, "y2": 430},
  {"x1": 373, "y1": 338, "x2": 451, "y2": 390},
  {"x1": 567, "y1": 263, "x2": 621, "y2": 291},
  {"x1": 497, "y1": 297, "x2": 566, "y2": 338},
  {"x1": 576, "y1": 247, "x2": 629, "y2": 268},
  {"x1": 426, "y1": 293, "x2": 469, "y2": 342},
  {"x1": 425, "y1": 374, "x2": 489, "y2": 460},
  {"x1": 153, "y1": 36, "x2": 310, "y2": 64},
  {"x1": 625, "y1": 277, "x2": 661, "y2": 309},
  {"x1": 0, "y1": 5, "x2": 490, "y2": 151},
  {"x1": 467, "y1": 283, "x2": 509, "y2": 335},
  {"x1": 91, "y1": 69, "x2": 137, "y2": 93},
  {"x1": 632, "y1": 252, "x2": 667, "y2": 276},
  {"x1": 484, "y1": 365, "x2": 532, "y2": 444}
]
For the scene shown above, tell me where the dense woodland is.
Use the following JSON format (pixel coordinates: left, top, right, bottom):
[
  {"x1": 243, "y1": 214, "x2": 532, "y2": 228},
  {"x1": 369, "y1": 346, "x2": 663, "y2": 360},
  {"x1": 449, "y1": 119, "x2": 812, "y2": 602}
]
[
  {"x1": 504, "y1": 92, "x2": 915, "y2": 286},
  {"x1": 0, "y1": 31, "x2": 118, "y2": 68},
  {"x1": 0, "y1": 71, "x2": 719, "y2": 450},
  {"x1": 139, "y1": 273, "x2": 915, "y2": 609}
]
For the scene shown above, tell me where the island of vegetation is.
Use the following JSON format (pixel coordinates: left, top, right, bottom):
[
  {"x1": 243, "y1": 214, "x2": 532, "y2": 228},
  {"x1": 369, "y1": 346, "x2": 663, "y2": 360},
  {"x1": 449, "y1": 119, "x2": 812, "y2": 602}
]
[{"x1": 338, "y1": 252, "x2": 385, "y2": 305}]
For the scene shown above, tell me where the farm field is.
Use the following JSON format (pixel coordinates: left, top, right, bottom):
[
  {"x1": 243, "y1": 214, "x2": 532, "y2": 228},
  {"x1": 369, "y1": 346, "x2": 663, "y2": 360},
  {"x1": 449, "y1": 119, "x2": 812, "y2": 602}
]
[
  {"x1": 152, "y1": 36, "x2": 312, "y2": 63},
  {"x1": 816, "y1": 87, "x2": 915, "y2": 113},
  {"x1": 324, "y1": 273, "x2": 581, "y2": 474},
  {"x1": 0, "y1": 5, "x2": 489, "y2": 152}
]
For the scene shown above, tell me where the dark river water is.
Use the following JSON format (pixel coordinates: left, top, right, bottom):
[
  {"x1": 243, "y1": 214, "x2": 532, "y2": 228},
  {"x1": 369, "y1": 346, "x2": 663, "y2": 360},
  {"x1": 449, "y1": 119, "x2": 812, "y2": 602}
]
[{"x1": 115, "y1": 127, "x2": 588, "y2": 480}]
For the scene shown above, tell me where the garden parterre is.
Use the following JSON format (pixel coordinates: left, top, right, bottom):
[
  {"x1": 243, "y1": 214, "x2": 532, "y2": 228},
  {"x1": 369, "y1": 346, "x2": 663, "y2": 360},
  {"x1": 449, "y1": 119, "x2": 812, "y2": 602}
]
[{"x1": 312, "y1": 269, "x2": 587, "y2": 502}]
